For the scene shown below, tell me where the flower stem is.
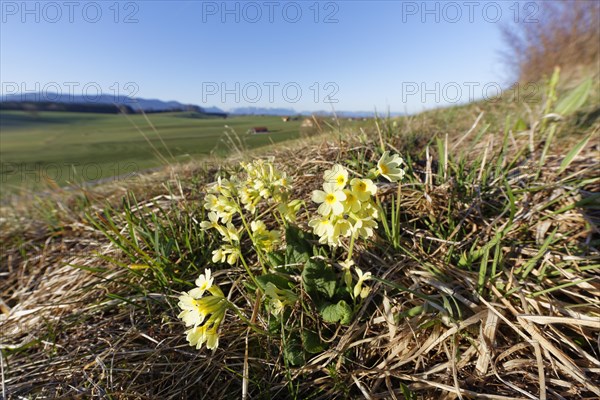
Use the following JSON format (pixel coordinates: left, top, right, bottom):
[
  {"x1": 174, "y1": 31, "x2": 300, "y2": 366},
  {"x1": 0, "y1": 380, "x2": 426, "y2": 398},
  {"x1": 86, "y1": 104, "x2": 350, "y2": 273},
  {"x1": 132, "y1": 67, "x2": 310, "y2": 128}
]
[
  {"x1": 239, "y1": 253, "x2": 261, "y2": 292},
  {"x1": 347, "y1": 231, "x2": 357, "y2": 261},
  {"x1": 235, "y1": 200, "x2": 268, "y2": 273},
  {"x1": 395, "y1": 183, "x2": 402, "y2": 239}
]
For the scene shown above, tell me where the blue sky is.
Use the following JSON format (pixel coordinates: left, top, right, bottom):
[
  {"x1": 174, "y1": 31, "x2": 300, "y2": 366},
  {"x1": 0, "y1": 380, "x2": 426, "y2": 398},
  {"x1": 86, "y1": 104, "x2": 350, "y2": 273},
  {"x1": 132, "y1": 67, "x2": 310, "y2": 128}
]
[{"x1": 0, "y1": 1, "x2": 529, "y2": 113}]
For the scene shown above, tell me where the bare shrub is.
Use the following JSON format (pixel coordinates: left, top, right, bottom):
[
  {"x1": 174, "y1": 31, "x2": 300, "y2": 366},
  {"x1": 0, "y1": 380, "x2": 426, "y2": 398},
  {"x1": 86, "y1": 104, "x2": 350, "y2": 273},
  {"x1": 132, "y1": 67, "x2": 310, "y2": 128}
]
[{"x1": 501, "y1": 0, "x2": 599, "y2": 82}]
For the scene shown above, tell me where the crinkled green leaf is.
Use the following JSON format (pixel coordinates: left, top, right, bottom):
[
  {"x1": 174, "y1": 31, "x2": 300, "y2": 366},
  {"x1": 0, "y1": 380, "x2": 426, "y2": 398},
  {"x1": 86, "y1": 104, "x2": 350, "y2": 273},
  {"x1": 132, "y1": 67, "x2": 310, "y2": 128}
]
[
  {"x1": 319, "y1": 300, "x2": 353, "y2": 324},
  {"x1": 302, "y1": 330, "x2": 326, "y2": 354},
  {"x1": 283, "y1": 335, "x2": 304, "y2": 366},
  {"x1": 302, "y1": 259, "x2": 336, "y2": 299},
  {"x1": 285, "y1": 225, "x2": 312, "y2": 265},
  {"x1": 256, "y1": 273, "x2": 292, "y2": 291},
  {"x1": 266, "y1": 251, "x2": 285, "y2": 269}
]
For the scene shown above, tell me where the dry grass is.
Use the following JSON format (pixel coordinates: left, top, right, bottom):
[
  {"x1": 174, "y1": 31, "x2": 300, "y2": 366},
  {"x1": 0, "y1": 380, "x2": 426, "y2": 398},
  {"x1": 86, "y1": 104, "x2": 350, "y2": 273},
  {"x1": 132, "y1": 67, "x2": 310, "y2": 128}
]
[{"x1": 1, "y1": 83, "x2": 599, "y2": 399}]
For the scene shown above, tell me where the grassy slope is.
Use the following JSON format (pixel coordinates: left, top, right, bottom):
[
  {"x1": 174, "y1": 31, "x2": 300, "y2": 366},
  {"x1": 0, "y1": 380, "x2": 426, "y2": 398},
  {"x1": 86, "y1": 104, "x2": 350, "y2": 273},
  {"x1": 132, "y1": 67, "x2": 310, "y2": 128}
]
[
  {"x1": 0, "y1": 111, "x2": 308, "y2": 193},
  {"x1": 0, "y1": 77, "x2": 598, "y2": 399}
]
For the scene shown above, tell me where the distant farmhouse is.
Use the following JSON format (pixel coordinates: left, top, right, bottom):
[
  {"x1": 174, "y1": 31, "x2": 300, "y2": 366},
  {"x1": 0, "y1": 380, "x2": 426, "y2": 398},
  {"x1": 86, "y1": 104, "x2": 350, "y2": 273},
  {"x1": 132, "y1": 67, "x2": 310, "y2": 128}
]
[
  {"x1": 248, "y1": 126, "x2": 269, "y2": 134},
  {"x1": 281, "y1": 116, "x2": 301, "y2": 122}
]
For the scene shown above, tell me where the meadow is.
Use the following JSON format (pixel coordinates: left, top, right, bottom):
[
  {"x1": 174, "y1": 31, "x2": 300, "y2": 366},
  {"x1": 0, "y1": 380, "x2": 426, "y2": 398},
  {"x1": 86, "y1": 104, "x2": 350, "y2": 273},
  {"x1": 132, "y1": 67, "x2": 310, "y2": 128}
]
[{"x1": 0, "y1": 111, "x2": 308, "y2": 194}]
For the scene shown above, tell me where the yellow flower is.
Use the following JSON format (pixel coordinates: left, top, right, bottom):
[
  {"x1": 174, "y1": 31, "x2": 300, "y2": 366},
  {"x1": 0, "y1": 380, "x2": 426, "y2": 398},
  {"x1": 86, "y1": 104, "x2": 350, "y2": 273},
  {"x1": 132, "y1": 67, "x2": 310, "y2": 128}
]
[
  {"x1": 226, "y1": 250, "x2": 239, "y2": 265},
  {"x1": 331, "y1": 218, "x2": 352, "y2": 245},
  {"x1": 251, "y1": 220, "x2": 281, "y2": 252},
  {"x1": 200, "y1": 212, "x2": 221, "y2": 231},
  {"x1": 205, "y1": 326, "x2": 220, "y2": 350},
  {"x1": 218, "y1": 223, "x2": 240, "y2": 243},
  {"x1": 353, "y1": 267, "x2": 372, "y2": 299},
  {"x1": 278, "y1": 199, "x2": 303, "y2": 222},
  {"x1": 350, "y1": 178, "x2": 377, "y2": 201},
  {"x1": 212, "y1": 244, "x2": 239, "y2": 265},
  {"x1": 210, "y1": 177, "x2": 235, "y2": 197},
  {"x1": 184, "y1": 316, "x2": 222, "y2": 350},
  {"x1": 357, "y1": 202, "x2": 379, "y2": 220},
  {"x1": 339, "y1": 259, "x2": 354, "y2": 271},
  {"x1": 212, "y1": 248, "x2": 226, "y2": 264},
  {"x1": 323, "y1": 164, "x2": 349, "y2": 189},
  {"x1": 265, "y1": 282, "x2": 297, "y2": 316},
  {"x1": 204, "y1": 194, "x2": 220, "y2": 211},
  {"x1": 353, "y1": 217, "x2": 377, "y2": 239},
  {"x1": 215, "y1": 197, "x2": 236, "y2": 224},
  {"x1": 185, "y1": 325, "x2": 208, "y2": 349},
  {"x1": 340, "y1": 259, "x2": 355, "y2": 290},
  {"x1": 377, "y1": 151, "x2": 405, "y2": 182},
  {"x1": 189, "y1": 269, "x2": 214, "y2": 298},
  {"x1": 309, "y1": 216, "x2": 334, "y2": 239},
  {"x1": 343, "y1": 189, "x2": 362, "y2": 213},
  {"x1": 179, "y1": 279, "x2": 227, "y2": 351},
  {"x1": 312, "y1": 182, "x2": 347, "y2": 216},
  {"x1": 178, "y1": 293, "x2": 207, "y2": 327},
  {"x1": 240, "y1": 186, "x2": 260, "y2": 212},
  {"x1": 250, "y1": 220, "x2": 267, "y2": 234}
]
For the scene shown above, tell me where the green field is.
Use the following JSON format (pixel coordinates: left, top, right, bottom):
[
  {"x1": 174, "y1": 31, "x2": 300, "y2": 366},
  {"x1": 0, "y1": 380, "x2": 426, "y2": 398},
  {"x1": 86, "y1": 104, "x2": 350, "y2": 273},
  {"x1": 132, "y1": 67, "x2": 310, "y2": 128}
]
[{"x1": 0, "y1": 111, "x2": 305, "y2": 193}]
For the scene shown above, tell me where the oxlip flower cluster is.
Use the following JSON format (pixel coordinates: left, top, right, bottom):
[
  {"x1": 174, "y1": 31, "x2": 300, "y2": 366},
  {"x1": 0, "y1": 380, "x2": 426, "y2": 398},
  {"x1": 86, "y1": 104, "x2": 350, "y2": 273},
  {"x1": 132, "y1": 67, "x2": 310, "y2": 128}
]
[
  {"x1": 239, "y1": 159, "x2": 292, "y2": 213},
  {"x1": 201, "y1": 160, "x2": 299, "y2": 264},
  {"x1": 179, "y1": 153, "x2": 405, "y2": 352},
  {"x1": 308, "y1": 152, "x2": 404, "y2": 299},
  {"x1": 178, "y1": 269, "x2": 229, "y2": 350},
  {"x1": 309, "y1": 164, "x2": 379, "y2": 246}
]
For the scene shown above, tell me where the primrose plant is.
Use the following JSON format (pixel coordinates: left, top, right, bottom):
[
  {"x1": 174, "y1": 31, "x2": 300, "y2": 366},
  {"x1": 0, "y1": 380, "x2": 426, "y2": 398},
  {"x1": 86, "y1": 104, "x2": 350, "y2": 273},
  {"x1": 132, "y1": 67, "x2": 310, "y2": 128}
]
[{"x1": 177, "y1": 152, "x2": 405, "y2": 355}]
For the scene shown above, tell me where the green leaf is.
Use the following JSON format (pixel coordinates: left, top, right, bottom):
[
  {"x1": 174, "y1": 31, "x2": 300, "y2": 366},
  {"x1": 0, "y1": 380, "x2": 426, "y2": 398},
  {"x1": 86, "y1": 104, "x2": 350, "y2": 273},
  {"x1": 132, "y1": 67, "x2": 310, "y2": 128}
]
[
  {"x1": 400, "y1": 383, "x2": 417, "y2": 400},
  {"x1": 458, "y1": 251, "x2": 470, "y2": 268},
  {"x1": 396, "y1": 305, "x2": 425, "y2": 320},
  {"x1": 513, "y1": 117, "x2": 528, "y2": 132},
  {"x1": 519, "y1": 228, "x2": 558, "y2": 279},
  {"x1": 319, "y1": 300, "x2": 353, "y2": 324},
  {"x1": 575, "y1": 193, "x2": 600, "y2": 208},
  {"x1": 266, "y1": 251, "x2": 285, "y2": 269},
  {"x1": 283, "y1": 335, "x2": 304, "y2": 366},
  {"x1": 548, "y1": 67, "x2": 561, "y2": 93},
  {"x1": 558, "y1": 133, "x2": 593, "y2": 174},
  {"x1": 302, "y1": 259, "x2": 337, "y2": 299},
  {"x1": 302, "y1": 330, "x2": 326, "y2": 354},
  {"x1": 555, "y1": 78, "x2": 592, "y2": 116},
  {"x1": 256, "y1": 273, "x2": 292, "y2": 291},
  {"x1": 285, "y1": 225, "x2": 312, "y2": 265}
]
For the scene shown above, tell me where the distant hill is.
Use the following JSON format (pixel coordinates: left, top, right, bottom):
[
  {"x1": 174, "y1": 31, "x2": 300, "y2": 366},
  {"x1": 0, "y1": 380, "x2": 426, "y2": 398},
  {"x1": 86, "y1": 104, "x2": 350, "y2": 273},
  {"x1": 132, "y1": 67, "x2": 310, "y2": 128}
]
[
  {"x1": 0, "y1": 93, "x2": 226, "y2": 114},
  {"x1": 229, "y1": 107, "x2": 297, "y2": 116},
  {"x1": 0, "y1": 101, "x2": 133, "y2": 114},
  {"x1": 203, "y1": 106, "x2": 228, "y2": 114},
  {"x1": 310, "y1": 110, "x2": 405, "y2": 118},
  {"x1": 0, "y1": 93, "x2": 401, "y2": 117},
  {"x1": 228, "y1": 107, "x2": 404, "y2": 118}
]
